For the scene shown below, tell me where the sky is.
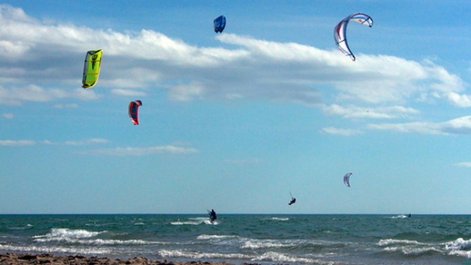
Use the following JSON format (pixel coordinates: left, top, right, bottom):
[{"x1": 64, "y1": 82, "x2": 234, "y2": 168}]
[{"x1": 1, "y1": 0, "x2": 471, "y2": 214}]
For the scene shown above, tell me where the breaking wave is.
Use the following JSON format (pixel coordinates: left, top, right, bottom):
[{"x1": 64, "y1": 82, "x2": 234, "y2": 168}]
[
  {"x1": 33, "y1": 228, "x2": 156, "y2": 245},
  {"x1": 379, "y1": 238, "x2": 471, "y2": 258},
  {"x1": 0, "y1": 243, "x2": 110, "y2": 255},
  {"x1": 445, "y1": 238, "x2": 471, "y2": 258}
]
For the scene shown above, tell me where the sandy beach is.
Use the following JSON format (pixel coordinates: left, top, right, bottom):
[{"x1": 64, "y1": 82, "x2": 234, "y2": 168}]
[{"x1": 0, "y1": 253, "x2": 254, "y2": 265}]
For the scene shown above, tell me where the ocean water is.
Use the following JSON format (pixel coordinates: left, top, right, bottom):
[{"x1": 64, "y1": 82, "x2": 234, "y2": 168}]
[{"x1": 0, "y1": 214, "x2": 470, "y2": 265}]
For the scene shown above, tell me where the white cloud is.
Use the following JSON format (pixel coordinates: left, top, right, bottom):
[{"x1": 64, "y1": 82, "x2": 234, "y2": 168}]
[
  {"x1": 87, "y1": 145, "x2": 198, "y2": 156},
  {"x1": 322, "y1": 104, "x2": 419, "y2": 119},
  {"x1": 0, "y1": 85, "x2": 99, "y2": 106},
  {"x1": 64, "y1": 138, "x2": 109, "y2": 146},
  {"x1": 0, "y1": 138, "x2": 109, "y2": 146},
  {"x1": 321, "y1": 127, "x2": 362, "y2": 136},
  {"x1": 2, "y1": 113, "x2": 14, "y2": 119},
  {"x1": 447, "y1": 92, "x2": 471, "y2": 107},
  {"x1": 0, "y1": 2, "x2": 471, "y2": 125},
  {"x1": 454, "y1": 162, "x2": 471, "y2": 168},
  {"x1": 368, "y1": 115, "x2": 471, "y2": 135},
  {"x1": 0, "y1": 4, "x2": 468, "y2": 111},
  {"x1": 0, "y1": 139, "x2": 35, "y2": 146}
]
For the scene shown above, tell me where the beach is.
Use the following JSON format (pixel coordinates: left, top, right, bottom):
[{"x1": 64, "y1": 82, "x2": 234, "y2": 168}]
[{"x1": 0, "y1": 253, "x2": 241, "y2": 265}]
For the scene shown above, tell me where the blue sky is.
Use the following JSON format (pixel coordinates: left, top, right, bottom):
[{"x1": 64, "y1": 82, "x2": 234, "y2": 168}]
[{"x1": 1, "y1": 0, "x2": 470, "y2": 214}]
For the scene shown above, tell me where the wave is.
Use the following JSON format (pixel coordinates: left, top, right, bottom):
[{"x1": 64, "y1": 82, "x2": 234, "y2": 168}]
[
  {"x1": 378, "y1": 239, "x2": 425, "y2": 246},
  {"x1": 391, "y1": 215, "x2": 409, "y2": 219},
  {"x1": 158, "y1": 249, "x2": 251, "y2": 260},
  {"x1": 171, "y1": 217, "x2": 217, "y2": 226},
  {"x1": 33, "y1": 228, "x2": 104, "y2": 241},
  {"x1": 32, "y1": 228, "x2": 158, "y2": 246},
  {"x1": 269, "y1": 217, "x2": 290, "y2": 221},
  {"x1": 197, "y1": 235, "x2": 345, "y2": 252},
  {"x1": 159, "y1": 249, "x2": 332, "y2": 264},
  {"x1": 7, "y1": 224, "x2": 33, "y2": 230},
  {"x1": 379, "y1": 238, "x2": 471, "y2": 258},
  {"x1": 445, "y1": 238, "x2": 471, "y2": 258},
  {"x1": 197, "y1": 234, "x2": 238, "y2": 240},
  {"x1": 0, "y1": 243, "x2": 110, "y2": 255},
  {"x1": 242, "y1": 239, "x2": 296, "y2": 249},
  {"x1": 34, "y1": 237, "x2": 153, "y2": 245},
  {"x1": 253, "y1": 251, "x2": 334, "y2": 265},
  {"x1": 382, "y1": 246, "x2": 443, "y2": 256}
]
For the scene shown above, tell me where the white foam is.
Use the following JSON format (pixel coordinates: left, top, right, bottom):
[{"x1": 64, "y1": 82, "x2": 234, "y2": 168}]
[
  {"x1": 33, "y1": 228, "x2": 104, "y2": 241},
  {"x1": 242, "y1": 239, "x2": 295, "y2": 249},
  {"x1": 391, "y1": 215, "x2": 408, "y2": 219},
  {"x1": 32, "y1": 228, "x2": 156, "y2": 246},
  {"x1": 34, "y1": 237, "x2": 153, "y2": 245},
  {"x1": 170, "y1": 220, "x2": 202, "y2": 225},
  {"x1": 252, "y1": 251, "x2": 334, "y2": 265},
  {"x1": 196, "y1": 234, "x2": 238, "y2": 240},
  {"x1": 383, "y1": 246, "x2": 443, "y2": 255},
  {"x1": 445, "y1": 238, "x2": 471, "y2": 258},
  {"x1": 378, "y1": 239, "x2": 424, "y2": 246},
  {"x1": 270, "y1": 217, "x2": 289, "y2": 221},
  {"x1": 158, "y1": 249, "x2": 251, "y2": 260},
  {"x1": 0, "y1": 243, "x2": 110, "y2": 255}
]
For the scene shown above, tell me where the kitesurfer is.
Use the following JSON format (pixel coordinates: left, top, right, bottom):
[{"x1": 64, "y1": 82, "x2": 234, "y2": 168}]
[
  {"x1": 288, "y1": 197, "x2": 296, "y2": 205},
  {"x1": 209, "y1": 209, "x2": 217, "y2": 223}
]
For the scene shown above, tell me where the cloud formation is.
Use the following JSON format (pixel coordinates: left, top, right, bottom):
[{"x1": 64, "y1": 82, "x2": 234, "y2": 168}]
[
  {"x1": 0, "y1": 139, "x2": 35, "y2": 146},
  {"x1": 321, "y1": 127, "x2": 362, "y2": 136},
  {"x1": 0, "y1": 3, "x2": 469, "y2": 115},
  {"x1": 368, "y1": 116, "x2": 471, "y2": 135},
  {"x1": 0, "y1": 138, "x2": 109, "y2": 147},
  {"x1": 87, "y1": 145, "x2": 198, "y2": 156}
]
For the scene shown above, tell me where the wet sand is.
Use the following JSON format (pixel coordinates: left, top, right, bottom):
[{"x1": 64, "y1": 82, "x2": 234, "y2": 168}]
[{"x1": 0, "y1": 253, "x2": 259, "y2": 265}]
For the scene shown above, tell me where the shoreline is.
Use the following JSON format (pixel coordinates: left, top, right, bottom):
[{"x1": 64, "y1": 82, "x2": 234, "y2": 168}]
[{"x1": 0, "y1": 253, "x2": 257, "y2": 265}]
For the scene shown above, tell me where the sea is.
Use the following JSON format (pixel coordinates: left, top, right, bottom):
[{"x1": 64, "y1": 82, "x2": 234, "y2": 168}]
[{"x1": 0, "y1": 214, "x2": 470, "y2": 265}]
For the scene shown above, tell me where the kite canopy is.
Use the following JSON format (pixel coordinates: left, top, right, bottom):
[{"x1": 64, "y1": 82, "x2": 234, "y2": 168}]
[
  {"x1": 334, "y1": 13, "x2": 373, "y2": 61},
  {"x1": 82, "y1": 49, "x2": 103, "y2": 89},
  {"x1": 128, "y1": 100, "x2": 142, "y2": 125},
  {"x1": 343, "y1": 172, "x2": 352, "y2": 187},
  {"x1": 214, "y1": 15, "x2": 226, "y2": 33}
]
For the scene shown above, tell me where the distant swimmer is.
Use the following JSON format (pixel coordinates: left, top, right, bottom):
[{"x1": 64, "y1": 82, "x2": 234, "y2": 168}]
[
  {"x1": 288, "y1": 192, "x2": 296, "y2": 205},
  {"x1": 209, "y1": 209, "x2": 217, "y2": 223}
]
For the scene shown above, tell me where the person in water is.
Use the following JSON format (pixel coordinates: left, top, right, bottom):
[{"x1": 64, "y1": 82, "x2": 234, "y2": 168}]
[{"x1": 209, "y1": 209, "x2": 217, "y2": 222}]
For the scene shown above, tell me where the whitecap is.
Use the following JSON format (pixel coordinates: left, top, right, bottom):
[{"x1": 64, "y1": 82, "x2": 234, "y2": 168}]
[
  {"x1": 196, "y1": 234, "x2": 238, "y2": 240},
  {"x1": 391, "y1": 215, "x2": 408, "y2": 219},
  {"x1": 377, "y1": 238, "x2": 424, "y2": 246},
  {"x1": 33, "y1": 228, "x2": 104, "y2": 241},
  {"x1": 445, "y1": 238, "x2": 471, "y2": 258},
  {"x1": 242, "y1": 239, "x2": 295, "y2": 249},
  {"x1": 170, "y1": 220, "x2": 202, "y2": 225},
  {"x1": 252, "y1": 251, "x2": 333, "y2": 264},
  {"x1": 158, "y1": 249, "x2": 251, "y2": 260},
  {"x1": 0, "y1": 243, "x2": 110, "y2": 255},
  {"x1": 269, "y1": 217, "x2": 290, "y2": 221},
  {"x1": 383, "y1": 246, "x2": 443, "y2": 256}
]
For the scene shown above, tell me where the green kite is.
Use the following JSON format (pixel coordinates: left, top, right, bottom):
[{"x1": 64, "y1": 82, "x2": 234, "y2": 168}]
[{"x1": 82, "y1": 49, "x2": 103, "y2": 89}]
